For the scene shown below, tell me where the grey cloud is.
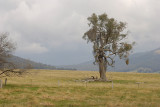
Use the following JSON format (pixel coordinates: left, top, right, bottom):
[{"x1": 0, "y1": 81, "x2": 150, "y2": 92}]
[{"x1": 0, "y1": 0, "x2": 160, "y2": 65}]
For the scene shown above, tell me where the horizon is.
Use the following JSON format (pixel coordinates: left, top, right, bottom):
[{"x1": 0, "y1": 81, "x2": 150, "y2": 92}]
[{"x1": 13, "y1": 46, "x2": 160, "y2": 66}]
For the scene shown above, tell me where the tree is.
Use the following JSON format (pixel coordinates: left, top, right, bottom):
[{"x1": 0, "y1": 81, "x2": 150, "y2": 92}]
[
  {"x1": 0, "y1": 33, "x2": 25, "y2": 78},
  {"x1": 83, "y1": 13, "x2": 134, "y2": 81}
]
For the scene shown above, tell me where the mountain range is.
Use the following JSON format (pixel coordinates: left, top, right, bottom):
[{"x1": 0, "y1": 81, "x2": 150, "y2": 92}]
[
  {"x1": 6, "y1": 48, "x2": 160, "y2": 73},
  {"x1": 59, "y1": 48, "x2": 160, "y2": 73}
]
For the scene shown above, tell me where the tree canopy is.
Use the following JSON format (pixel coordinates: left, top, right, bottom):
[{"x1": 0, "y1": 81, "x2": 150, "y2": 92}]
[{"x1": 83, "y1": 13, "x2": 134, "y2": 80}]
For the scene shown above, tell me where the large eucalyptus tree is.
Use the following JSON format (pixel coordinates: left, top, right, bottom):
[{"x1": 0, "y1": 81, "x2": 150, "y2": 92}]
[{"x1": 83, "y1": 13, "x2": 134, "y2": 81}]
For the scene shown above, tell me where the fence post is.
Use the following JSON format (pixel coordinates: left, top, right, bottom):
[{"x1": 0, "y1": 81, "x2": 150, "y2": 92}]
[
  {"x1": 0, "y1": 79, "x2": 3, "y2": 88},
  {"x1": 58, "y1": 80, "x2": 60, "y2": 86},
  {"x1": 136, "y1": 82, "x2": 141, "y2": 88},
  {"x1": 5, "y1": 78, "x2": 7, "y2": 86}
]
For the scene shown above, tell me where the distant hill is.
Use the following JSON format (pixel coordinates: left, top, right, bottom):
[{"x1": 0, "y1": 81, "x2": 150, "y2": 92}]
[
  {"x1": 6, "y1": 55, "x2": 56, "y2": 69},
  {"x1": 7, "y1": 55, "x2": 75, "y2": 70},
  {"x1": 60, "y1": 48, "x2": 160, "y2": 73}
]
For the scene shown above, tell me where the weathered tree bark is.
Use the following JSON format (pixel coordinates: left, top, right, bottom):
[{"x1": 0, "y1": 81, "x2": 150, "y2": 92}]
[{"x1": 99, "y1": 58, "x2": 107, "y2": 81}]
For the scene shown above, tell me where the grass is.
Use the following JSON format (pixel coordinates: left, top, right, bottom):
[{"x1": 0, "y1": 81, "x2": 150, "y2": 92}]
[{"x1": 0, "y1": 69, "x2": 160, "y2": 107}]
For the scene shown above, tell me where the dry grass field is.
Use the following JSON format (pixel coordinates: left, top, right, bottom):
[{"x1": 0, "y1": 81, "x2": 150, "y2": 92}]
[{"x1": 0, "y1": 70, "x2": 160, "y2": 107}]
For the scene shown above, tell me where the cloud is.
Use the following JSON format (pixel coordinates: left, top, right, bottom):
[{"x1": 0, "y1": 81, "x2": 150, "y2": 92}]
[
  {"x1": 18, "y1": 43, "x2": 48, "y2": 54},
  {"x1": 0, "y1": 0, "x2": 160, "y2": 65}
]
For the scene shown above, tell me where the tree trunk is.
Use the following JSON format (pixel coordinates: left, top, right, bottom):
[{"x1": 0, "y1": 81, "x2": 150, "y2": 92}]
[{"x1": 99, "y1": 58, "x2": 107, "y2": 81}]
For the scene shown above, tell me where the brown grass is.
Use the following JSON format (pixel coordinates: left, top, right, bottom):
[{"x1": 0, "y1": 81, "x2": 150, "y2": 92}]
[{"x1": 0, "y1": 70, "x2": 160, "y2": 107}]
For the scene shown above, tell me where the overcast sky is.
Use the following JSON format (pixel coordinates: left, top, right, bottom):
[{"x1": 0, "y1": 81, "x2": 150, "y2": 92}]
[{"x1": 0, "y1": 0, "x2": 160, "y2": 65}]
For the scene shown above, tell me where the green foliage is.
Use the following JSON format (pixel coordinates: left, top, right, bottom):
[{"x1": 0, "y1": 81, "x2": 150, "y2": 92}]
[{"x1": 83, "y1": 13, "x2": 134, "y2": 66}]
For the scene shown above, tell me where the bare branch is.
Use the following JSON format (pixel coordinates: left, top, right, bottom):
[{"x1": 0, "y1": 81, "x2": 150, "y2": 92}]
[{"x1": 0, "y1": 32, "x2": 27, "y2": 78}]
